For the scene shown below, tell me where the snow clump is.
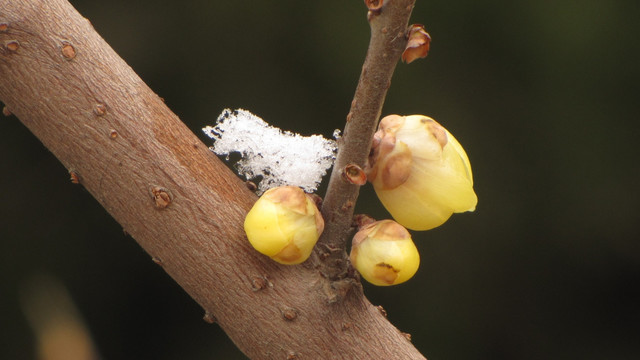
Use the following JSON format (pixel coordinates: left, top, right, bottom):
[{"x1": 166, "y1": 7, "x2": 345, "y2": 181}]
[{"x1": 203, "y1": 109, "x2": 337, "y2": 194}]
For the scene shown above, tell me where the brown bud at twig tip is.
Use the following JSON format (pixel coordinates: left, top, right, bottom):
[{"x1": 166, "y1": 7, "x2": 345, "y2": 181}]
[
  {"x1": 365, "y1": 0, "x2": 384, "y2": 12},
  {"x1": 61, "y1": 41, "x2": 76, "y2": 59},
  {"x1": 402, "y1": 24, "x2": 431, "y2": 64},
  {"x1": 365, "y1": 0, "x2": 384, "y2": 21},
  {"x1": 69, "y1": 171, "x2": 80, "y2": 184},
  {"x1": 343, "y1": 164, "x2": 367, "y2": 185},
  {"x1": 151, "y1": 186, "x2": 171, "y2": 209},
  {"x1": 2, "y1": 106, "x2": 11, "y2": 117}
]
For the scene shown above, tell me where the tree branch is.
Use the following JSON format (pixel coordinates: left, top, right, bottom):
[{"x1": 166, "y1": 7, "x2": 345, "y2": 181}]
[
  {"x1": 0, "y1": 0, "x2": 424, "y2": 359},
  {"x1": 317, "y1": 0, "x2": 416, "y2": 280}
]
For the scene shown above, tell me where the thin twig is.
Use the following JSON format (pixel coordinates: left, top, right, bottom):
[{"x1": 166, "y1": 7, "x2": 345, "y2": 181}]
[{"x1": 316, "y1": 0, "x2": 416, "y2": 280}]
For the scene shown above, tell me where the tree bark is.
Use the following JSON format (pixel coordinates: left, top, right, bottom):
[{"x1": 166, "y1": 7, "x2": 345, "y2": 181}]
[{"x1": 0, "y1": 0, "x2": 425, "y2": 358}]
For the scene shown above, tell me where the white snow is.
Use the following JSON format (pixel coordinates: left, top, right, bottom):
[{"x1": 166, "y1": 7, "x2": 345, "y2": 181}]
[{"x1": 203, "y1": 109, "x2": 337, "y2": 194}]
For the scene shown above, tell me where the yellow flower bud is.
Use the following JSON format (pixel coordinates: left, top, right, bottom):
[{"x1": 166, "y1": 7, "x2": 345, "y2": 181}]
[
  {"x1": 367, "y1": 115, "x2": 477, "y2": 230},
  {"x1": 244, "y1": 186, "x2": 324, "y2": 264},
  {"x1": 350, "y1": 220, "x2": 420, "y2": 286}
]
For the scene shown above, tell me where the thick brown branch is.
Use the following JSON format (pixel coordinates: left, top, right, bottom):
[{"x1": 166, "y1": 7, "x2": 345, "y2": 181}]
[
  {"x1": 318, "y1": 0, "x2": 416, "y2": 279},
  {"x1": 0, "y1": 0, "x2": 425, "y2": 359}
]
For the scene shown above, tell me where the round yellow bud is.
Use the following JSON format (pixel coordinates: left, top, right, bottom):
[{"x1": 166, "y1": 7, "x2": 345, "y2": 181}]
[
  {"x1": 367, "y1": 115, "x2": 477, "y2": 230},
  {"x1": 350, "y1": 220, "x2": 420, "y2": 286},
  {"x1": 244, "y1": 186, "x2": 324, "y2": 264}
]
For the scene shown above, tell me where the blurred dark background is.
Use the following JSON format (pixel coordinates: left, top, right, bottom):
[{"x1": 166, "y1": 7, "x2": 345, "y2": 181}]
[{"x1": 2, "y1": 0, "x2": 639, "y2": 359}]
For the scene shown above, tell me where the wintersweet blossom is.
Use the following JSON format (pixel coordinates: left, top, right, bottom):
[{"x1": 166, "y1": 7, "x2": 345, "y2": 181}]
[
  {"x1": 244, "y1": 186, "x2": 324, "y2": 264},
  {"x1": 350, "y1": 220, "x2": 420, "y2": 286},
  {"x1": 367, "y1": 115, "x2": 477, "y2": 230}
]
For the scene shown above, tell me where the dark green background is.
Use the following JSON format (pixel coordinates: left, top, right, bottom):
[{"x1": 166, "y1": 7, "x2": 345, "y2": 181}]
[{"x1": 2, "y1": 0, "x2": 639, "y2": 359}]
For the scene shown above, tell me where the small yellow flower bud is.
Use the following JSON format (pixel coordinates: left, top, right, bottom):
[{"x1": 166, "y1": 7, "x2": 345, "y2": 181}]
[
  {"x1": 244, "y1": 186, "x2": 324, "y2": 264},
  {"x1": 367, "y1": 115, "x2": 477, "y2": 231},
  {"x1": 350, "y1": 220, "x2": 420, "y2": 286}
]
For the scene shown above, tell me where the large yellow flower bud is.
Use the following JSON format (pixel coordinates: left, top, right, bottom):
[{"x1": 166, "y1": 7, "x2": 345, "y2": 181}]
[
  {"x1": 367, "y1": 115, "x2": 477, "y2": 230},
  {"x1": 244, "y1": 186, "x2": 324, "y2": 264},
  {"x1": 350, "y1": 220, "x2": 420, "y2": 286}
]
